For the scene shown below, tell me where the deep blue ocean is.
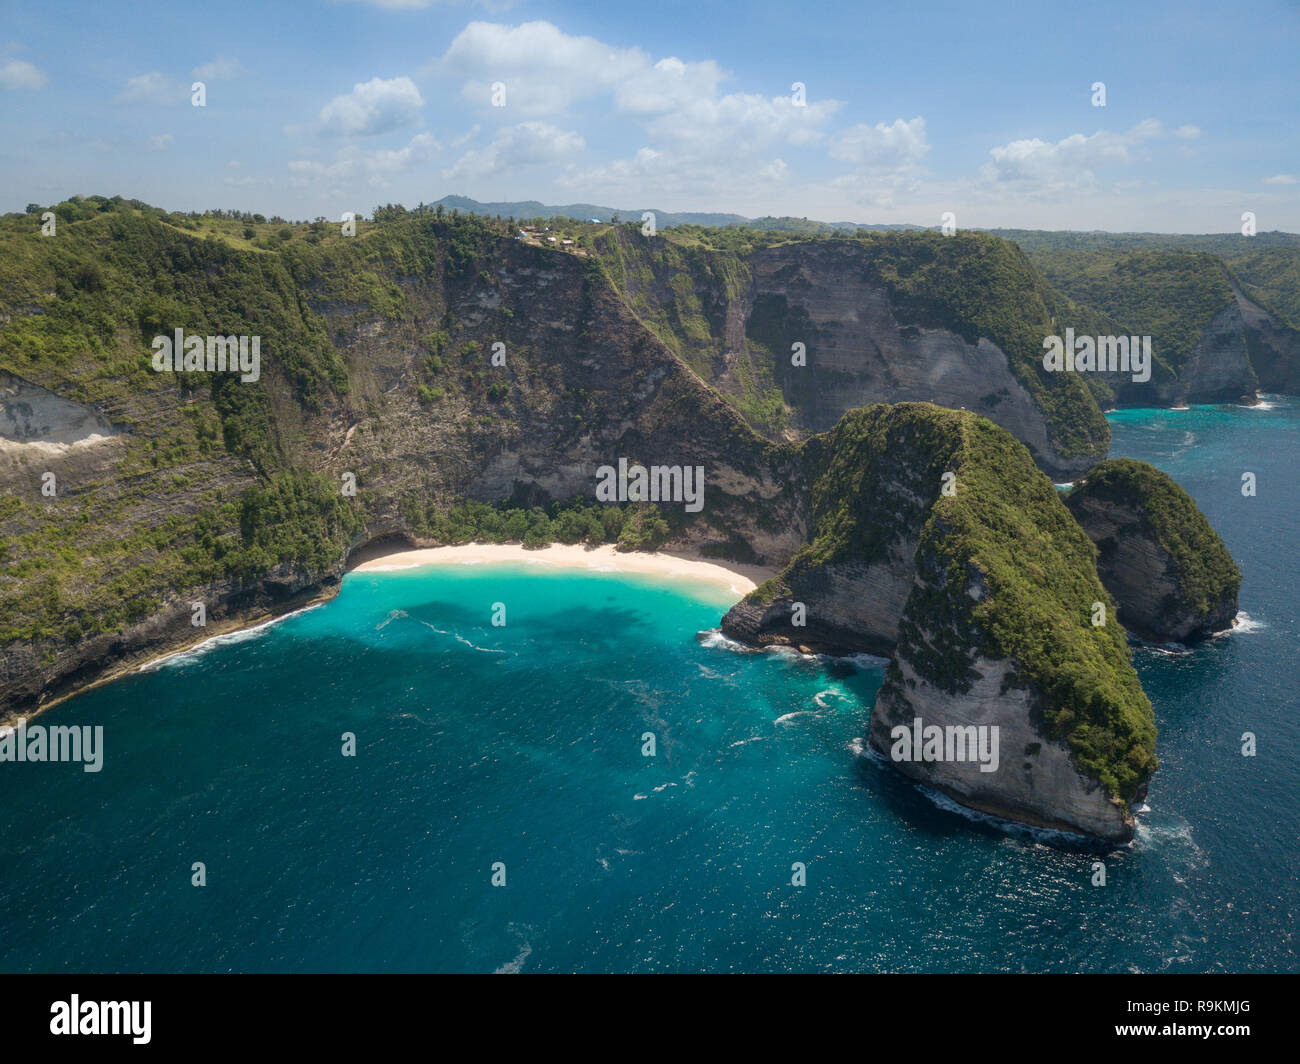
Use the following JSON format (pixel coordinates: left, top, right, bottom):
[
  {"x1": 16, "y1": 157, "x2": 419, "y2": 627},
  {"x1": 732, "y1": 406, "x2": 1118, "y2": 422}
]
[{"x1": 2, "y1": 400, "x2": 1297, "y2": 973}]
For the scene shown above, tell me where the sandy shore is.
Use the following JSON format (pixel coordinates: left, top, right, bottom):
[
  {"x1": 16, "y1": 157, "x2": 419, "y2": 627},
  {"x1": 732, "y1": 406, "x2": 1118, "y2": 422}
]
[
  {"x1": 350, "y1": 543, "x2": 777, "y2": 597},
  {"x1": 5, "y1": 545, "x2": 774, "y2": 727}
]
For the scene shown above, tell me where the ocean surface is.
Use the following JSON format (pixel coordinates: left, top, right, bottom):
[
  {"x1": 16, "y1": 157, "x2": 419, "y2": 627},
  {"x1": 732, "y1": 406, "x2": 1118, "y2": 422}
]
[{"x1": 2, "y1": 399, "x2": 1297, "y2": 973}]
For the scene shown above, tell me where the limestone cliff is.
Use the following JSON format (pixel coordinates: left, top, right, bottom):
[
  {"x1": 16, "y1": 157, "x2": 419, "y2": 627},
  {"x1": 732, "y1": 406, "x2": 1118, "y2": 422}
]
[
  {"x1": 1230, "y1": 278, "x2": 1300, "y2": 394},
  {"x1": 724, "y1": 404, "x2": 1157, "y2": 842},
  {"x1": 0, "y1": 207, "x2": 811, "y2": 717},
  {"x1": 1027, "y1": 249, "x2": 1283, "y2": 406},
  {"x1": 593, "y1": 229, "x2": 1110, "y2": 479},
  {"x1": 1064, "y1": 459, "x2": 1241, "y2": 643},
  {"x1": 0, "y1": 205, "x2": 1122, "y2": 717}
]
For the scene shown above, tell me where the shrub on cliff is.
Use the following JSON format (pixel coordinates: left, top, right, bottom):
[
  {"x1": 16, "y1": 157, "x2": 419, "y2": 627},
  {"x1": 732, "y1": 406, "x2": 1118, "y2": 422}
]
[{"x1": 1065, "y1": 458, "x2": 1242, "y2": 631}]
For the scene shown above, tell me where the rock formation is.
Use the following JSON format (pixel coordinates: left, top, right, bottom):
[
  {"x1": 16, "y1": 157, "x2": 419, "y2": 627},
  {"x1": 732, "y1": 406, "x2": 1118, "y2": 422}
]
[
  {"x1": 1064, "y1": 459, "x2": 1241, "y2": 643},
  {"x1": 724, "y1": 403, "x2": 1158, "y2": 842}
]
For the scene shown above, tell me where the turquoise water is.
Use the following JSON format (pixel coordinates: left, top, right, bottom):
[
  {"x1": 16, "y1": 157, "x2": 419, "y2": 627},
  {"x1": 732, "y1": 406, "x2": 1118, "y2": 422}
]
[{"x1": 2, "y1": 400, "x2": 1298, "y2": 973}]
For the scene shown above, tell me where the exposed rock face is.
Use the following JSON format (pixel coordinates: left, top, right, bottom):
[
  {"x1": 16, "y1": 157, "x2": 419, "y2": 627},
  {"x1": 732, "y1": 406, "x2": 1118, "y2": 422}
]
[
  {"x1": 869, "y1": 656, "x2": 1133, "y2": 840},
  {"x1": 1081, "y1": 296, "x2": 1262, "y2": 408},
  {"x1": 1029, "y1": 251, "x2": 1300, "y2": 407},
  {"x1": 1065, "y1": 459, "x2": 1241, "y2": 643},
  {"x1": 740, "y1": 244, "x2": 1083, "y2": 475},
  {"x1": 0, "y1": 372, "x2": 126, "y2": 482},
  {"x1": 719, "y1": 552, "x2": 913, "y2": 657},
  {"x1": 1179, "y1": 302, "x2": 1260, "y2": 402},
  {"x1": 1231, "y1": 282, "x2": 1300, "y2": 394},
  {"x1": 723, "y1": 403, "x2": 1158, "y2": 842},
  {"x1": 0, "y1": 372, "x2": 120, "y2": 447},
  {"x1": 601, "y1": 232, "x2": 1109, "y2": 480}
]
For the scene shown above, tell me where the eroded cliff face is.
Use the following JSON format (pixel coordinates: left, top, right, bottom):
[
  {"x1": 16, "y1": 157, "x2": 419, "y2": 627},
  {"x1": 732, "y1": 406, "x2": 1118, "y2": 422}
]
[
  {"x1": 0, "y1": 223, "x2": 810, "y2": 718},
  {"x1": 596, "y1": 232, "x2": 1109, "y2": 479},
  {"x1": 1081, "y1": 297, "x2": 1262, "y2": 409},
  {"x1": 1042, "y1": 254, "x2": 1292, "y2": 408},
  {"x1": 1231, "y1": 281, "x2": 1300, "y2": 394},
  {"x1": 1064, "y1": 459, "x2": 1241, "y2": 643},
  {"x1": 723, "y1": 404, "x2": 1157, "y2": 842},
  {"x1": 1179, "y1": 301, "x2": 1260, "y2": 402},
  {"x1": 718, "y1": 550, "x2": 915, "y2": 657},
  {"x1": 737, "y1": 244, "x2": 1077, "y2": 473},
  {"x1": 869, "y1": 656, "x2": 1133, "y2": 840},
  {"x1": 312, "y1": 240, "x2": 810, "y2": 566},
  {"x1": 0, "y1": 371, "x2": 127, "y2": 481}
]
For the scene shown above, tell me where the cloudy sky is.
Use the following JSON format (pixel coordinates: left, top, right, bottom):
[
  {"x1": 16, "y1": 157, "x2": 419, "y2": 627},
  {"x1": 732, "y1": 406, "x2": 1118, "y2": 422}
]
[{"x1": 2, "y1": 0, "x2": 1297, "y2": 231}]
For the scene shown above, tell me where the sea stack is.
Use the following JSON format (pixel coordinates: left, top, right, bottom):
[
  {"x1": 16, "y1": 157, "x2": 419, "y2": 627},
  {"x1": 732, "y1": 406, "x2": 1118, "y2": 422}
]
[
  {"x1": 1064, "y1": 458, "x2": 1242, "y2": 643},
  {"x1": 722, "y1": 403, "x2": 1158, "y2": 842}
]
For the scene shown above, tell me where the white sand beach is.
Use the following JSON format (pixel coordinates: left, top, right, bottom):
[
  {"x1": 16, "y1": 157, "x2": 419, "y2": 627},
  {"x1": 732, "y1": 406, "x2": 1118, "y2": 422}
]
[{"x1": 349, "y1": 542, "x2": 777, "y2": 597}]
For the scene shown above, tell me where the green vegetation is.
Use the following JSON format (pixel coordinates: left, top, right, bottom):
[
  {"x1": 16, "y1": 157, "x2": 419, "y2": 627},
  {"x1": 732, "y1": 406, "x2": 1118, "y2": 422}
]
[
  {"x1": 916, "y1": 413, "x2": 1156, "y2": 804},
  {"x1": 744, "y1": 576, "x2": 791, "y2": 605},
  {"x1": 788, "y1": 402, "x2": 965, "y2": 575},
  {"x1": 398, "y1": 497, "x2": 672, "y2": 552},
  {"x1": 230, "y1": 470, "x2": 366, "y2": 580},
  {"x1": 995, "y1": 228, "x2": 1300, "y2": 329},
  {"x1": 0, "y1": 198, "x2": 350, "y2": 471},
  {"x1": 1023, "y1": 249, "x2": 1235, "y2": 376},
  {"x1": 1065, "y1": 458, "x2": 1242, "y2": 618},
  {"x1": 0, "y1": 470, "x2": 364, "y2": 645},
  {"x1": 772, "y1": 404, "x2": 1156, "y2": 805}
]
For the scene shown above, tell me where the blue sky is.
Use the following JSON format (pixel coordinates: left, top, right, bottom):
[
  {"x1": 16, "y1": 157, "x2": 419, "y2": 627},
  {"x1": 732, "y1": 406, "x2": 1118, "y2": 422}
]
[{"x1": 2, "y1": 0, "x2": 1297, "y2": 230}]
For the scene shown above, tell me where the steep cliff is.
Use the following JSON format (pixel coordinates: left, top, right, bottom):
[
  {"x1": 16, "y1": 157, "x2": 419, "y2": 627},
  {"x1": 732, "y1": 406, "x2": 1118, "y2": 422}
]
[
  {"x1": 1025, "y1": 248, "x2": 1282, "y2": 405},
  {"x1": 593, "y1": 227, "x2": 1110, "y2": 478},
  {"x1": 0, "y1": 201, "x2": 1235, "y2": 844},
  {"x1": 1230, "y1": 279, "x2": 1300, "y2": 394},
  {"x1": 1064, "y1": 459, "x2": 1241, "y2": 643},
  {"x1": 724, "y1": 403, "x2": 1157, "y2": 841},
  {"x1": 0, "y1": 202, "x2": 805, "y2": 716}
]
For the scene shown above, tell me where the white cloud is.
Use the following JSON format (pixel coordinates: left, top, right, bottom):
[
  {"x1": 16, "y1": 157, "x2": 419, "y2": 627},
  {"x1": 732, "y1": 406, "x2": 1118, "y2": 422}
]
[
  {"x1": 116, "y1": 72, "x2": 187, "y2": 105},
  {"x1": 192, "y1": 56, "x2": 242, "y2": 81},
  {"x1": 0, "y1": 59, "x2": 47, "y2": 90},
  {"x1": 646, "y1": 92, "x2": 840, "y2": 156},
  {"x1": 438, "y1": 21, "x2": 842, "y2": 206},
  {"x1": 289, "y1": 131, "x2": 439, "y2": 192},
  {"x1": 830, "y1": 117, "x2": 929, "y2": 171},
  {"x1": 1263, "y1": 174, "x2": 1297, "y2": 185},
  {"x1": 451, "y1": 123, "x2": 481, "y2": 148},
  {"x1": 437, "y1": 21, "x2": 722, "y2": 117},
  {"x1": 561, "y1": 92, "x2": 840, "y2": 208},
  {"x1": 1173, "y1": 124, "x2": 1201, "y2": 139},
  {"x1": 442, "y1": 121, "x2": 583, "y2": 183},
  {"x1": 317, "y1": 76, "x2": 424, "y2": 137},
  {"x1": 980, "y1": 120, "x2": 1184, "y2": 196},
  {"x1": 616, "y1": 56, "x2": 724, "y2": 115},
  {"x1": 149, "y1": 133, "x2": 174, "y2": 150}
]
